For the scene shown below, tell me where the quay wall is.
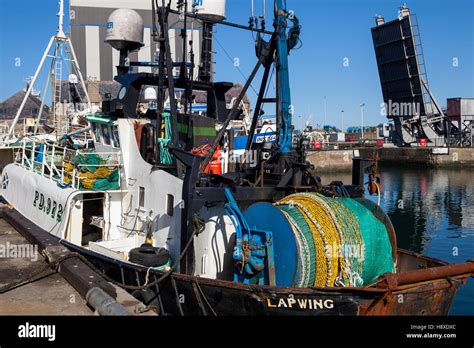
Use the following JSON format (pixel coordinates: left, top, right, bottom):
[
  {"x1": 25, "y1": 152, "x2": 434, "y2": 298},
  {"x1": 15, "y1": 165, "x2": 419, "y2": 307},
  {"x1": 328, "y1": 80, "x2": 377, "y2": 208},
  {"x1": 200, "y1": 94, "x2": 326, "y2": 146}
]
[
  {"x1": 307, "y1": 150, "x2": 354, "y2": 172},
  {"x1": 307, "y1": 147, "x2": 474, "y2": 172}
]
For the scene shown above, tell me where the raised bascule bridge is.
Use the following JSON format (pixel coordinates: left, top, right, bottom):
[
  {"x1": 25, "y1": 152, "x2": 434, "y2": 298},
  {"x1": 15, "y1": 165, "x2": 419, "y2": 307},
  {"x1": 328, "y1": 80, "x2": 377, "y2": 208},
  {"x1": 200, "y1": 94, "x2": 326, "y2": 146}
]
[{"x1": 371, "y1": 5, "x2": 473, "y2": 147}]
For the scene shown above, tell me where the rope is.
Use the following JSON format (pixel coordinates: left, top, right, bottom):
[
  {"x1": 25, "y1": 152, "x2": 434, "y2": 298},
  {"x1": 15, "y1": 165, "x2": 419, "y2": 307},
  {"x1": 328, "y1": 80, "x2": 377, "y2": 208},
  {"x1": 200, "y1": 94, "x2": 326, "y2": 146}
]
[
  {"x1": 59, "y1": 214, "x2": 206, "y2": 291},
  {"x1": 194, "y1": 278, "x2": 217, "y2": 316},
  {"x1": 143, "y1": 267, "x2": 153, "y2": 287},
  {"x1": 0, "y1": 251, "x2": 88, "y2": 294},
  {"x1": 214, "y1": 35, "x2": 259, "y2": 96},
  {"x1": 375, "y1": 182, "x2": 381, "y2": 206},
  {"x1": 158, "y1": 113, "x2": 174, "y2": 165},
  {"x1": 1, "y1": 214, "x2": 204, "y2": 297}
]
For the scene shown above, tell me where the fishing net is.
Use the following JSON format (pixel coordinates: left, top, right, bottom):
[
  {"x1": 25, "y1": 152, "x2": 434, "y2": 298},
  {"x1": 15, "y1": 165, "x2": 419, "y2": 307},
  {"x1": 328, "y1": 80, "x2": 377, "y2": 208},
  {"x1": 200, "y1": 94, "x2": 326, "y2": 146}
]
[
  {"x1": 158, "y1": 112, "x2": 174, "y2": 165},
  {"x1": 278, "y1": 205, "x2": 317, "y2": 287},
  {"x1": 63, "y1": 153, "x2": 120, "y2": 190},
  {"x1": 275, "y1": 193, "x2": 394, "y2": 288},
  {"x1": 340, "y1": 198, "x2": 395, "y2": 285}
]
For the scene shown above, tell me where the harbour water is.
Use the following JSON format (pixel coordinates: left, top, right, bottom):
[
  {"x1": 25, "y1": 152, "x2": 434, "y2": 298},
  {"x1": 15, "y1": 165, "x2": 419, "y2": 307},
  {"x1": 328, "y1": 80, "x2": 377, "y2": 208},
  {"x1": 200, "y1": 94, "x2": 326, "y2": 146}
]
[{"x1": 319, "y1": 167, "x2": 474, "y2": 315}]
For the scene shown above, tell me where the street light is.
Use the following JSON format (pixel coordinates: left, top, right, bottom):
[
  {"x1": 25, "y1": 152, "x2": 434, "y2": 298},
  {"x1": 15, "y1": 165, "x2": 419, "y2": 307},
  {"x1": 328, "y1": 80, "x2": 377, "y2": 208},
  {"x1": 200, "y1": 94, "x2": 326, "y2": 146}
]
[
  {"x1": 323, "y1": 96, "x2": 327, "y2": 128},
  {"x1": 360, "y1": 103, "x2": 365, "y2": 140},
  {"x1": 341, "y1": 110, "x2": 345, "y2": 132}
]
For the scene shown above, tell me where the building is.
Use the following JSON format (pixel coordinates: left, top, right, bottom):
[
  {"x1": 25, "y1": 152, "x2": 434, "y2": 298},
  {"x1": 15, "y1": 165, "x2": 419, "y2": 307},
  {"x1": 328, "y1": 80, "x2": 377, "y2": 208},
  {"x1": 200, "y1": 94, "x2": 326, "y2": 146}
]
[
  {"x1": 447, "y1": 98, "x2": 474, "y2": 146},
  {"x1": 67, "y1": 1, "x2": 250, "y2": 120},
  {"x1": 0, "y1": 91, "x2": 52, "y2": 122},
  {"x1": 345, "y1": 126, "x2": 378, "y2": 142},
  {"x1": 0, "y1": 91, "x2": 53, "y2": 135},
  {"x1": 70, "y1": 0, "x2": 202, "y2": 82}
]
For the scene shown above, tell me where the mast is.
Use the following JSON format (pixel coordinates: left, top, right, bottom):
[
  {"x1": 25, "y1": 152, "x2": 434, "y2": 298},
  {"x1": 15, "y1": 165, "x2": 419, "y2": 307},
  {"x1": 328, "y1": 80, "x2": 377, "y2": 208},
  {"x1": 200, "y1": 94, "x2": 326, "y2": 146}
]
[
  {"x1": 57, "y1": 0, "x2": 66, "y2": 38},
  {"x1": 5, "y1": 0, "x2": 91, "y2": 141}
]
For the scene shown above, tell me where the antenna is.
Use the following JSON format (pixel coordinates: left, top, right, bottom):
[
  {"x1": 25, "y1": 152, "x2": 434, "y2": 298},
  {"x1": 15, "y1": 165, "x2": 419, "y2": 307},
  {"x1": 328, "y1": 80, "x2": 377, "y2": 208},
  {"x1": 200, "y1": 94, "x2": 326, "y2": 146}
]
[{"x1": 57, "y1": 0, "x2": 65, "y2": 38}]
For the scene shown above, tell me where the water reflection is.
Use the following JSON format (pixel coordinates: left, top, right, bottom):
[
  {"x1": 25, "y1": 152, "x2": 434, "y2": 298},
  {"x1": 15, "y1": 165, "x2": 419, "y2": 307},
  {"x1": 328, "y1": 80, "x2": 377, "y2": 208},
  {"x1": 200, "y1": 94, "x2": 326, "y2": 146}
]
[
  {"x1": 319, "y1": 168, "x2": 474, "y2": 251},
  {"x1": 318, "y1": 167, "x2": 474, "y2": 315},
  {"x1": 377, "y1": 169, "x2": 473, "y2": 252}
]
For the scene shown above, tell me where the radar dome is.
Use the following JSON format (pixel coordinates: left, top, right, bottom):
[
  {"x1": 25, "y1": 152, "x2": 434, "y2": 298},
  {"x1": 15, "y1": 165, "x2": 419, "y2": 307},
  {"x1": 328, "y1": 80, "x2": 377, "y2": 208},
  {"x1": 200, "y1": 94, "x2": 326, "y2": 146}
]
[
  {"x1": 194, "y1": 0, "x2": 226, "y2": 22},
  {"x1": 105, "y1": 9, "x2": 144, "y2": 51}
]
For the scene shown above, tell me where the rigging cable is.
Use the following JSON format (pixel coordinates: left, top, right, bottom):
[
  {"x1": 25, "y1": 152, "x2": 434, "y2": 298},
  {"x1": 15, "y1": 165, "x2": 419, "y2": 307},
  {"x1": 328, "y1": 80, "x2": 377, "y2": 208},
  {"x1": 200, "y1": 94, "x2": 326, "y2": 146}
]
[{"x1": 214, "y1": 35, "x2": 259, "y2": 96}]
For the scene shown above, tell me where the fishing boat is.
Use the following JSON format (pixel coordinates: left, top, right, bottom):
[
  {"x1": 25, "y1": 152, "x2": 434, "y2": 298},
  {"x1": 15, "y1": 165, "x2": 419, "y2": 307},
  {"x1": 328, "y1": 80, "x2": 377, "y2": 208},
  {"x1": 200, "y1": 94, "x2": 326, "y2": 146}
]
[{"x1": 1, "y1": 0, "x2": 473, "y2": 316}]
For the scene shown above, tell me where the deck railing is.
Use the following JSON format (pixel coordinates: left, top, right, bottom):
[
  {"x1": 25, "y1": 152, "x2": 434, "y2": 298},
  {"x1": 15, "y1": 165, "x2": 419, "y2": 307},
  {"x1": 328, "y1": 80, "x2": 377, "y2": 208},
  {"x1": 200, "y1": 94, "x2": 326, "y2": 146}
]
[{"x1": 16, "y1": 141, "x2": 122, "y2": 190}]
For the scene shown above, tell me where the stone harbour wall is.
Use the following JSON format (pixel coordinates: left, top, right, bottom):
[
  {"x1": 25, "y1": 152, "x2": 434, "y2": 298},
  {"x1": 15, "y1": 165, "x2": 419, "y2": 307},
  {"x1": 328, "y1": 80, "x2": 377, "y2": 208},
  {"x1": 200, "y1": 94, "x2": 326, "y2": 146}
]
[{"x1": 307, "y1": 147, "x2": 474, "y2": 172}]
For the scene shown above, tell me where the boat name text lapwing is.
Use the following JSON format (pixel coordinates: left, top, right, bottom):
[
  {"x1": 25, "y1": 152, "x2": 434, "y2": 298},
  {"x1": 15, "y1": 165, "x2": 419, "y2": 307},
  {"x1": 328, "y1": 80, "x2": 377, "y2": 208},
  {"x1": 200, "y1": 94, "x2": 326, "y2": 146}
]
[{"x1": 266, "y1": 297, "x2": 335, "y2": 310}]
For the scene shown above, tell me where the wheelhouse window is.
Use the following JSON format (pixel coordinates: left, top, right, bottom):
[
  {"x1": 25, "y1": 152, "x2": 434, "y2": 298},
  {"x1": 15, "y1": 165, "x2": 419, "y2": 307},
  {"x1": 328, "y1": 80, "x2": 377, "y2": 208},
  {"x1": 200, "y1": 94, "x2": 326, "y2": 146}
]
[
  {"x1": 92, "y1": 123, "x2": 101, "y2": 142},
  {"x1": 102, "y1": 124, "x2": 111, "y2": 145},
  {"x1": 112, "y1": 126, "x2": 120, "y2": 148}
]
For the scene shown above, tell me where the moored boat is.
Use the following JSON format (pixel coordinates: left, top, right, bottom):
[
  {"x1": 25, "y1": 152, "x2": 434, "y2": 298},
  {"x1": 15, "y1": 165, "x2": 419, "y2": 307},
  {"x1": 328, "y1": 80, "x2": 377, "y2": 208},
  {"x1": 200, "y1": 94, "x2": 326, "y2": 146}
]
[{"x1": 1, "y1": 0, "x2": 473, "y2": 316}]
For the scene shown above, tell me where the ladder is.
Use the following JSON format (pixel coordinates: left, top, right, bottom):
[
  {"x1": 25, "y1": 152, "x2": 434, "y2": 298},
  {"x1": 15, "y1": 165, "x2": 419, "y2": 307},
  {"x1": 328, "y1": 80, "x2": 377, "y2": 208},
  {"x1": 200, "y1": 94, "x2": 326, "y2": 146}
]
[
  {"x1": 410, "y1": 14, "x2": 434, "y2": 117},
  {"x1": 53, "y1": 55, "x2": 64, "y2": 133}
]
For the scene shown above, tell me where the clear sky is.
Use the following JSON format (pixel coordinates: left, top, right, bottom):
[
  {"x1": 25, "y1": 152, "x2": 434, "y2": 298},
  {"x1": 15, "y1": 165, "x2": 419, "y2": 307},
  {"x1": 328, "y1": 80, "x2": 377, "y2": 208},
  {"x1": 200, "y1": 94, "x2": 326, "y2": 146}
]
[{"x1": 1, "y1": 0, "x2": 473, "y2": 129}]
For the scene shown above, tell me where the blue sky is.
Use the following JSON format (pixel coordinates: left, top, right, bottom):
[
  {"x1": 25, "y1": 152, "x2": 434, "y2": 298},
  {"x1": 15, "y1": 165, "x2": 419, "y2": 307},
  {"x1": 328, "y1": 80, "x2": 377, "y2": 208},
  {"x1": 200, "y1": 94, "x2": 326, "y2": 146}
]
[{"x1": 1, "y1": 0, "x2": 473, "y2": 129}]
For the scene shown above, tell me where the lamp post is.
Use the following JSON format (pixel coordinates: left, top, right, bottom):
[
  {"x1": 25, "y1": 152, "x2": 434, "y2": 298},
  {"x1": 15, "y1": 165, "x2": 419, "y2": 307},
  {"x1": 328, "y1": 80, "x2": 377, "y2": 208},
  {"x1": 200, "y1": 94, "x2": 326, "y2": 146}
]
[
  {"x1": 341, "y1": 110, "x2": 345, "y2": 132},
  {"x1": 323, "y1": 96, "x2": 327, "y2": 128},
  {"x1": 360, "y1": 103, "x2": 365, "y2": 140}
]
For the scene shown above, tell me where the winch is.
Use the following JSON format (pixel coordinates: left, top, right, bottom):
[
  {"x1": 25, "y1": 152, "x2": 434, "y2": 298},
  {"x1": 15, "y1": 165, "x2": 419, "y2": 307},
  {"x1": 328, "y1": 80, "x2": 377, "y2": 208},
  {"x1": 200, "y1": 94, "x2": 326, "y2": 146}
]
[
  {"x1": 224, "y1": 189, "x2": 275, "y2": 285},
  {"x1": 227, "y1": 191, "x2": 396, "y2": 288}
]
